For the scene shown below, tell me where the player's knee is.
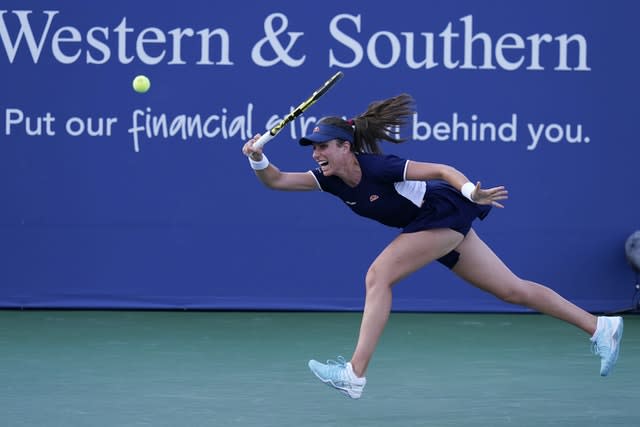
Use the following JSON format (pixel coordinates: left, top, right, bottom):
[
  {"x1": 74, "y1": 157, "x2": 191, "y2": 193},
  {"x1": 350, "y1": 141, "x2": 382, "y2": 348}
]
[
  {"x1": 365, "y1": 265, "x2": 392, "y2": 292},
  {"x1": 498, "y1": 280, "x2": 529, "y2": 305}
]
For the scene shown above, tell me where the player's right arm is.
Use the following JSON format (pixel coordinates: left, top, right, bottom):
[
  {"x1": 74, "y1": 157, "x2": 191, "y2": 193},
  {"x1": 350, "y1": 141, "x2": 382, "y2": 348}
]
[
  {"x1": 253, "y1": 162, "x2": 319, "y2": 191},
  {"x1": 242, "y1": 134, "x2": 319, "y2": 191}
]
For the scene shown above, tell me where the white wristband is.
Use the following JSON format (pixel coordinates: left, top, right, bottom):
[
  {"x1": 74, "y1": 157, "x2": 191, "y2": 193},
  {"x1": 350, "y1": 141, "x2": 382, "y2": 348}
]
[
  {"x1": 249, "y1": 154, "x2": 269, "y2": 170},
  {"x1": 461, "y1": 181, "x2": 475, "y2": 202}
]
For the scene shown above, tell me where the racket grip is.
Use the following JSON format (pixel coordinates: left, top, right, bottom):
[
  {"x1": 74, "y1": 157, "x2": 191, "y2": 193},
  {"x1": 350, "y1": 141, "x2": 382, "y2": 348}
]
[{"x1": 253, "y1": 132, "x2": 274, "y2": 150}]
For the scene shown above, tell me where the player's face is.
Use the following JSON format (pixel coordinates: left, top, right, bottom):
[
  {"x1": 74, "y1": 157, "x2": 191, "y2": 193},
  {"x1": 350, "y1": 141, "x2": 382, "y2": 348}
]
[{"x1": 312, "y1": 140, "x2": 349, "y2": 176}]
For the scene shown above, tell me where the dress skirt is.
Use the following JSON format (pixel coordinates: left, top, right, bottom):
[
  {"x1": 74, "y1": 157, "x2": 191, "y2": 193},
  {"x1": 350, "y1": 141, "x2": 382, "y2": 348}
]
[{"x1": 401, "y1": 179, "x2": 492, "y2": 268}]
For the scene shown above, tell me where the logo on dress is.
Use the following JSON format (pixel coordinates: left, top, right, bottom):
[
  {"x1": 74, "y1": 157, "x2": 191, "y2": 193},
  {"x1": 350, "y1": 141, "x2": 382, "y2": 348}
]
[
  {"x1": 369, "y1": 195, "x2": 379, "y2": 202},
  {"x1": 345, "y1": 201, "x2": 357, "y2": 206},
  {"x1": 313, "y1": 126, "x2": 320, "y2": 133}
]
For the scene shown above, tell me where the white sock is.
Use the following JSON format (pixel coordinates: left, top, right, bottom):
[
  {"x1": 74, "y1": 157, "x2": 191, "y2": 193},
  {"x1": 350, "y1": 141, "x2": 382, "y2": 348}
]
[
  {"x1": 346, "y1": 362, "x2": 366, "y2": 382},
  {"x1": 590, "y1": 316, "x2": 604, "y2": 341}
]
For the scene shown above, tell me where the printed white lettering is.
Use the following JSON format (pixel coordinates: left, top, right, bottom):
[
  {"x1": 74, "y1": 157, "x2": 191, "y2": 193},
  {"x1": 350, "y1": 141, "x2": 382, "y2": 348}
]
[
  {"x1": 127, "y1": 105, "x2": 253, "y2": 153},
  {"x1": 0, "y1": 10, "x2": 233, "y2": 66},
  {"x1": 328, "y1": 14, "x2": 589, "y2": 71}
]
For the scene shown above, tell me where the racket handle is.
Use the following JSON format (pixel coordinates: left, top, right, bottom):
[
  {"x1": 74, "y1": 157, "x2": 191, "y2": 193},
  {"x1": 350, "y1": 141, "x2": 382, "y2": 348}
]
[{"x1": 253, "y1": 132, "x2": 274, "y2": 150}]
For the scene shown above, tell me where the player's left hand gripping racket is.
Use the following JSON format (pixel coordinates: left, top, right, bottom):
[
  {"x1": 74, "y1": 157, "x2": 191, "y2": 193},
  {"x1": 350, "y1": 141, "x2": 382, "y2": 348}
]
[{"x1": 253, "y1": 71, "x2": 344, "y2": 149}]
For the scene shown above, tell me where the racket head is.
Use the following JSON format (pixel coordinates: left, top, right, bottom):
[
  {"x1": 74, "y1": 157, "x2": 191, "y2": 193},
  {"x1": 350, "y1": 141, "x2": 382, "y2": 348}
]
[
  {"x1": 310, "y1": 71, "x2": 344, "y2": 102},
  {"x1": 256, "y1": 71, "x2": 345, "y2": 148},
  {"x1": 293, "y1": 71, "x2": 344, "y2": 118}
]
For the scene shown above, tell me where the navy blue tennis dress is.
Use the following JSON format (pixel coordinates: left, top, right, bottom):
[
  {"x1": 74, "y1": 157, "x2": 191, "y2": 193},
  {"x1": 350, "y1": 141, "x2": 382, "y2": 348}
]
[{"x1": 309, "y1": 153, "x2": 491, "y2": 268}]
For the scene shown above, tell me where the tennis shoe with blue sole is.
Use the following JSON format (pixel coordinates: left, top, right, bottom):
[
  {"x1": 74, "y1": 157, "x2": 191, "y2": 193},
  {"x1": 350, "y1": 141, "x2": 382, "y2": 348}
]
[
  {"x1": 308, "y1": 356, "x2": 366, "y2": 399},
  {"x1": 591, "y1": 316, "x2": 624, "y2": 376}
]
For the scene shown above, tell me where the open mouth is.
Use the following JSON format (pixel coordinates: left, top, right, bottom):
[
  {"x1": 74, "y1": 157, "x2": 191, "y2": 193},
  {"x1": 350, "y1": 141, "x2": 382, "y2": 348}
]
[{"x1": 319, "y1": 161, "x2": 329, "y2": 167}]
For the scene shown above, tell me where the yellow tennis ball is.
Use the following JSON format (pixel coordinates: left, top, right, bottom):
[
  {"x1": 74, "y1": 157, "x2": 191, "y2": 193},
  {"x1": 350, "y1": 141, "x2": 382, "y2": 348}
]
[{"x1": 132, "y1": 75, "x2": 151, "y2": 93}]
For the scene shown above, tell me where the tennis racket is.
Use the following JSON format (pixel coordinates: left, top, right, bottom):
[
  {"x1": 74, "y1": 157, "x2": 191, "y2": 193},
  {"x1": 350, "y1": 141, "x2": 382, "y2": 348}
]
[{"x1": 253, "y1": 71, "x2": 344, "y2": 149}]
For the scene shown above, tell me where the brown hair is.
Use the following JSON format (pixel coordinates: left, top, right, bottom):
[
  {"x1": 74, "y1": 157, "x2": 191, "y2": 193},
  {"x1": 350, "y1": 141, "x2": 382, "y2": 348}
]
[{"x1": 318, "y1": 93, "x2": 415, "y2": 154}]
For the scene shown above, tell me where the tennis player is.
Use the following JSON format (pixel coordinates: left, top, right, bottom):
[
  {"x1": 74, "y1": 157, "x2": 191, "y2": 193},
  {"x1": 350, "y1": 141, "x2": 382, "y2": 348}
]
[{"x1": 241, "y1": 94, "x2": 623, "y2": 399}]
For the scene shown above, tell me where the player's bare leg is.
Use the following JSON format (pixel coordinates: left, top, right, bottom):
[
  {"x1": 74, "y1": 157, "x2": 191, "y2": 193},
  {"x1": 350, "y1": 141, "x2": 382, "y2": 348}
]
[
  {"x1": 351, "y1": 228, "x2": 464, "y2": 376},
  {"x1": 452, "y1": 229, "x2": 595, "y2": 332},
  {"x1": 308, "y1": 228, "x2": 464, "y2": 398},
  {"x1": 452, "y1": 228, "x2": 622, "y2": 375}
]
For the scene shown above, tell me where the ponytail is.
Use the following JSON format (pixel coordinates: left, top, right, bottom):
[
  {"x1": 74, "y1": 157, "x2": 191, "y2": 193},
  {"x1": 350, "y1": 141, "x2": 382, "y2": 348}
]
[{"x1": 316, "y1": 94, "x2": 415, "y2": 154}]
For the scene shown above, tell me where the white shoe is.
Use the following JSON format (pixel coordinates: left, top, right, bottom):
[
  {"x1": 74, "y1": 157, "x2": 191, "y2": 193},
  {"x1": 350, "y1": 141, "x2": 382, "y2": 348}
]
[
  {"x1": 308, "y1": 356, "x2": 366, "y2": 399},
  {"x1": 591, "y1": 316, "x2": 624, "y2": 376}
]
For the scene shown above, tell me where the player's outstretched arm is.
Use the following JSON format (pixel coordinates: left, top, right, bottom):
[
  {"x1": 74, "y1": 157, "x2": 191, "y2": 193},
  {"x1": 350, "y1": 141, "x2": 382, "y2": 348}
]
[
  {"x1": 242, "y1": 134, "x2": 319, "y2": 191},
  {"x1": 406, "y1": 160, "x2": 508, "y2": 207}
]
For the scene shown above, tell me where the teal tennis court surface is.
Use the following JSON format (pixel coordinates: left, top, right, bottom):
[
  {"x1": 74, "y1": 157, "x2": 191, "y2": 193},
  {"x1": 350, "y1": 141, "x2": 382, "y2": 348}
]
[{"x1": 1, "y1": 311, "x2": 636, "y2": 426}]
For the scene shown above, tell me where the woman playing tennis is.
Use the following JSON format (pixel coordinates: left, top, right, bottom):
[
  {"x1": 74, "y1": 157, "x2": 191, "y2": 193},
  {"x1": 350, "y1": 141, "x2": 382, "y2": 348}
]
[{"x1": 241, "y1": 94, "x2": 623, "y2": 399}]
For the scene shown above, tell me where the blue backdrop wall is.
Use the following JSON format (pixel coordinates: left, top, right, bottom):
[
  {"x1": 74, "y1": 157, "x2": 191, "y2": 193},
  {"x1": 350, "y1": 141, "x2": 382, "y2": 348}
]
[{"x1": 1, "y1": 1, "x2": 638, "y2": 311}]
